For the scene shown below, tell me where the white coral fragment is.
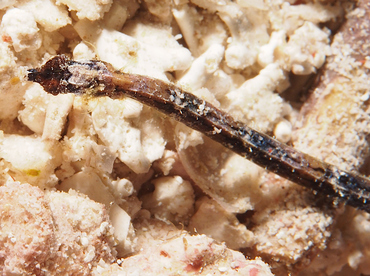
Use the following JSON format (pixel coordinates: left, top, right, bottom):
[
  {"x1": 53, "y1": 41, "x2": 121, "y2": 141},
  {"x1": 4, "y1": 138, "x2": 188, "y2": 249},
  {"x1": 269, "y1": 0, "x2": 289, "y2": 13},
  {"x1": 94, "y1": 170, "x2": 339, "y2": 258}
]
[
  {"x1": 191, "y1": 0, "x2": 269, "y2": 69},
  {"x1": 59, "y1": 170, "x2": 115, "y2": 206},
  {"x1": 172, "y1": 5, "x2": 198, "y2": 53},
  {"x1": 177, "y1": 43, "x2": 225, "y2": 90},
  {"x1": 0, "y1": 8, "x2": 41, "y2": 52},
  {"x1": 274, "y1": 119, "x2": 292, "y2": 143},
  {"x1": 142, "y1": 176, "x2": 195, "y2": 223},
  {"x1": 73, "y1": 42, "x2": 97, "y2": 60},
  {"x1": 175, "y1": 125, "x2": 263, "y2": 213},
  {"x1": 0, "y1": 135, "x2": 61, "y2": 188},
  {"x1": 189, "y1": 197, "x2": 254, "y2": 250},
  {"x1": 285, "y1": 22, "x2": 330, "y2": 75},
  {"x1": 17, "y1": 0, "x2": 71, "y2": 32},
  {"x1": 0, "y1": 136, "x2": 51, "y2": 172},
  {"x1": 92, "y1": 101, "x2": 150, "y2": 174},
  {"x1": 91, "y1": 98, "x2": 166, "y2": 174},
  {"x1": 274, "y1": 2, "x2": 342, "y2": 35},
  {"x1": 93, "y1": 24, "x2": 192, "y2": 80},
  {"x1": 42, "y1": 94, "x2": 74, "y2": 140},
  {"x1": 18, "y1": 84, "x2": 50, "y2": 135},
  {"x1": 109, "y1": 203, "x2": 136, "y2": 256},
  {"x1": 102, "y1": 0, "x2": 139, "y2": 31},
  {"x1": 56, "y1": 0, "x2": 112, "y2": 21},
  {"x1": 237, "y1": 0, "x2": 265, "y2": 9},
  {"x1": 0, "y1": 0, "x2": 16, "y2": 9},
  {"x1": 226, "y1": 63, "x2": 288, "y2": 132},
  {"x1": 258, "y1": 30, "x2": 286, "y2": 68}
]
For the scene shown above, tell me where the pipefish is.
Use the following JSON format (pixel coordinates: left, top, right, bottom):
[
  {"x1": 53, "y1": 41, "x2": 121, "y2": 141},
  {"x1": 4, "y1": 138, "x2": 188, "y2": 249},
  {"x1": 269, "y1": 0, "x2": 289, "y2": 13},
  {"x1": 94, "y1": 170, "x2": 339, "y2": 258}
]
[{"x1": 28, "y1": 55, "x2": 370, "y2": 213}]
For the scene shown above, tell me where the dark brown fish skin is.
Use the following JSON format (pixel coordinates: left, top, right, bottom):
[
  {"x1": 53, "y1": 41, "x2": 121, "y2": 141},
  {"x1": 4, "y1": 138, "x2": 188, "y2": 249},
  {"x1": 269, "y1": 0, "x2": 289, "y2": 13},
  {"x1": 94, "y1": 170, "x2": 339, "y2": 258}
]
[
  {"x1": 28, "y1": 55, "x2": 73, "y2": 95},
  {"x1": 28, "y1": 55, "x2": 370, "y2": 213},
  {"x1": 28, "y1": 55, "x2": 115, "y2": 95}
]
